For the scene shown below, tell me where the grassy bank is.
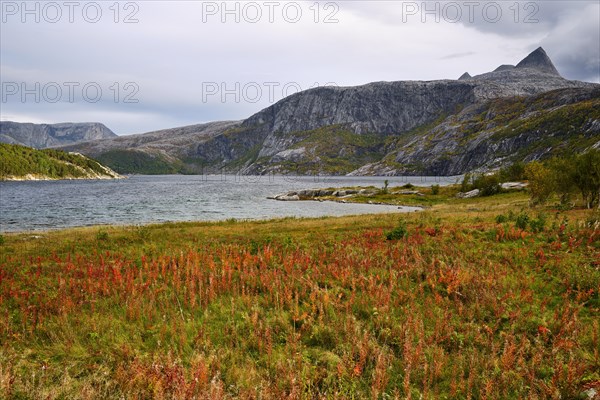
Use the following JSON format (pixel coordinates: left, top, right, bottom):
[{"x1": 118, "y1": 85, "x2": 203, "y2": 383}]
[{"x1": 1, "y1": 192, "x2": 599, "y2": 399}]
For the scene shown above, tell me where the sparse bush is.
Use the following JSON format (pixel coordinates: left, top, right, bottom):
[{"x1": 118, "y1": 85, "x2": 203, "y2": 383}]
[
  {"x1": 461, "y1": 173, "x2": 501, "y2": 196},
  {"x1": 96, "y1": 230, "x2": 109, "y2": 241},
  {"x1": 515, "y1": 212, "x2": 530, "y2": 230},
  {"x1": 585, "y1": 211, "x2": 600, "y2": 230},
  {"x1": 386, "y1": 220, "x2": 407, "y2": 240},
  {"x1": 529, "y1": 213, "x2": 547, "y2": 233},
  {"x1": 499, "y1": 161, "x2": 526, "y2": 182},
  {"x1": 495, "y1": 214, "x2": 508, "y2": 224},
  {"x1": 473, "y1": 174, "x2": 501, "y2": 196},
  {"x1": 460, "y1": 173, "x2": 472, "y2": 193},
  {"x1": 382, "y1": 180, "x2": 389, "y2": 194}
]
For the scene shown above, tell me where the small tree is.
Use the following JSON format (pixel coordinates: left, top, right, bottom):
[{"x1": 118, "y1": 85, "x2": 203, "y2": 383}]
[
  {"x1": 382, "y1": 180, "x2": 389, "y2": 194},
  {"x1": 573, "y1": 150, "x2": 600, "y2": 209},
  {"x1": 461, "y1": 173, "x2": 472, "y2": 193},
  {"x1": 525, "y1": 161, "x2": 553, "y2": 205},
  {"x1": 546, "y1": 156, "x2": 576, "y2": 206}
]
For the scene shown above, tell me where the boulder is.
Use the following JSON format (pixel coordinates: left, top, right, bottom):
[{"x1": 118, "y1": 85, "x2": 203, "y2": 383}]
[
  {"x1": 275, "y1": 194, "x2": 300, "y2": 201},
  {"x1": 501, "y1": 182, "x2": 528, "y2": 190},
  {"x1": 456, "y1": 189, "x2": 480, "y2": 198}
]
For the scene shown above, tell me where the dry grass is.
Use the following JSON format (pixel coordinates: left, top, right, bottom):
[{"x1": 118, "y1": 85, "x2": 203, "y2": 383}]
[{"x1": 1, "y1": 192, "x2": 599, "y2": 399}]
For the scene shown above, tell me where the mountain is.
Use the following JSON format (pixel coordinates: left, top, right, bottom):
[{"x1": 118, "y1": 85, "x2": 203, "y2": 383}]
[
  {"x1": 61, "y1": 47, "x2": 600, "y2": 176},
  {"x1": 515, "y1": 47, "x2": 560, "y2": 76},
  {"x1": 0, "y1": 122, "x2": 117, "y2": 149},
  {"x1": 60, "y1": 121, "x2": 241, "y2": 174},
  {"x1": 0, "y1": 143, "x2": 122, "y2": 181}
]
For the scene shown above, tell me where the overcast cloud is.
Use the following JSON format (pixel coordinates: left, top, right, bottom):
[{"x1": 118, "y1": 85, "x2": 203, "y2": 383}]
[{"x1": 1, "y1": 0, "x2": 598, "y2": 135}]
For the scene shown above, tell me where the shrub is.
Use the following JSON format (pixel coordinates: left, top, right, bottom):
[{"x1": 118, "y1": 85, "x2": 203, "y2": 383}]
[
  {"x1": 386, "y1": 220, "x2": 407, "y2": 240},
  {"x1": 472, "y1": 173, "x2": 501, "y2": 196},
  {"x1": 96, "y1": 230, "x2": 109, "y2": 241},
  {"x1": 461, "y1": 173, "x2": 502, "y2": 196},
  {"x1": 499, "y1": 162, "x2": 526, "y2": 182},
  {"x1": 431, "y1": 184, "x2": 440, "y2": 195},
  {"x1": 529, "y1": 213, "x2": 547, "y2": 233},
  {"x1": 382, "y1": 180, "x2": 389, "y2": 194},
  {"x1": 585, "y1": 211, "x2": 600, "y2": 230},
  {"x1": 461, "y1": 173, "x2": 472, "y2": 193},
  {"x1": 515, "y1": 212, "x2": 530, "y2": 230},
  {"x1": 495, "y1": 214, "x2": 508, "y2": 224},
  {"x1": 0, "y1": 234, "x2": 4, "y2": 245}
]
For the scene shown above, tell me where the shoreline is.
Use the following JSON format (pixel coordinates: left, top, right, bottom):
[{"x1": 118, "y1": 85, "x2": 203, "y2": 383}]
[
  {"x1": 1, "y1": 174, "x2": 124, "y2": 182},
  {"x1": 0, "y1": 203, "x2": 420, "y2": 236}
]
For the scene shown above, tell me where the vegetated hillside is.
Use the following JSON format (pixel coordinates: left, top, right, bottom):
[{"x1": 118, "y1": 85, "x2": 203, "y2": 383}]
[
  {"x1": 0, "y1": 121, "x2": 117, "y2": 149},
  {"x1": 348, "y1": 87, "x2": 600, "y2": 176},
  {"x1": 0, "y1": 143, "x2": 121, "y2": 180},
  {"x1": 61, "y1": 47, "x2": 599, "y2": 175}
]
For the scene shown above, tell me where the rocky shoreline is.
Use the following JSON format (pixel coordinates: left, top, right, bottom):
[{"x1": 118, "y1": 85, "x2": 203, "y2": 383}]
[
  {"x1": 1, "y1": 173, "x2": 125, "y2": 182},
  {"x1": 268, "y1": 187, "x2": 426, "y2": 208}
]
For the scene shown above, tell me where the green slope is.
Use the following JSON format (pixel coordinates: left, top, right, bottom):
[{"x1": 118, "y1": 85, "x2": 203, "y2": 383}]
[{"x1": 0, "y1": 143, "x2": 119, "y2": 180}]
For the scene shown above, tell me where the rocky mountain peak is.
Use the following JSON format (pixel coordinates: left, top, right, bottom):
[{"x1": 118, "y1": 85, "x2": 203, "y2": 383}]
[
  {"x1": 493, "y1": 64, "x2": 515, "y2": 72},
  {"x1": 458, "y1": 72, "x2": 472, "y2": 80},
  {"x1": 515, "y1": 47, "x2": 561, "y2": 76}
]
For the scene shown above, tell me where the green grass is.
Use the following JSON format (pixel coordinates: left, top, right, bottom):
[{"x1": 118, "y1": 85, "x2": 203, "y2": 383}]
[
  {"x1": 1, "y1": 194, "x2": 599, "y2": 399},
  {"x1": 95, "y1": 150, "x2": 184, "y2": 175}
]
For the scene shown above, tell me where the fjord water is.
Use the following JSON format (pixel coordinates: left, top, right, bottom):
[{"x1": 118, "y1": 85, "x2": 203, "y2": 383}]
[{"x1": 0, "y1": 175, "x2": 454, "y2": 232}]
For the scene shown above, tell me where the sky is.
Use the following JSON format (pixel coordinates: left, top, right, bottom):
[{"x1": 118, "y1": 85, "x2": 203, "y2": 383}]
[{"x1": 1, "y1": 0, "x2": 599, "y2": 135}]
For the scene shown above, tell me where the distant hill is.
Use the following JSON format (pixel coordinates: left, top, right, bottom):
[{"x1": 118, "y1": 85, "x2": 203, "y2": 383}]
[
  {"x1": 0, "y1": 122, "x2": 117, "y2": 149},
  {"x1": 0, "y1": 143, "x2": 122, "y2": 181},
  {"x1": 63, "y1": 47, "x2": 600, "y2": 176}
]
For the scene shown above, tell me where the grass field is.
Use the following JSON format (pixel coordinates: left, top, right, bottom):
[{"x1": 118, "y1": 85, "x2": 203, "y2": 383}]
[{"x1": 1, "y1": 191, "x2": 599, "y2": 399}]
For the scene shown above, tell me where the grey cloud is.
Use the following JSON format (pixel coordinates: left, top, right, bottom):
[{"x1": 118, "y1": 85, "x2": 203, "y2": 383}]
[
  {"x1": 440, "y1": 52, "x2": 476, "y2": 60},
  {"x1": 1, "y1": 1, "x2": 598, "y2": 134}
]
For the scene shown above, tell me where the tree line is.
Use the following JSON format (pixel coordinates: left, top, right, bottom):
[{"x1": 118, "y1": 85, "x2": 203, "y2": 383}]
[
  {"x1": 525, "y1": 149, "x2": 600, "y2": 209},
  {"x1": 460, "y1": 149, "x2": 600, "y2": 209}
]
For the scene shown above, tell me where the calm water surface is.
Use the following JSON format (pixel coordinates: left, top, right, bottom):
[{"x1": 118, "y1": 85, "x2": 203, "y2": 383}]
[{"x1": 0, "y1": 175, "x2": 457, "y2": 232}]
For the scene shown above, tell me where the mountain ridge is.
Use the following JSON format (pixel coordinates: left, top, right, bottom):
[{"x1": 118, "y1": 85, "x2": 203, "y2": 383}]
[
  {"x1": 58, "y1": 47, "x2": 600, "y2": 176},
  {"x1": 0, "y1": 121, "x2": 117, "y2": 149}
]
